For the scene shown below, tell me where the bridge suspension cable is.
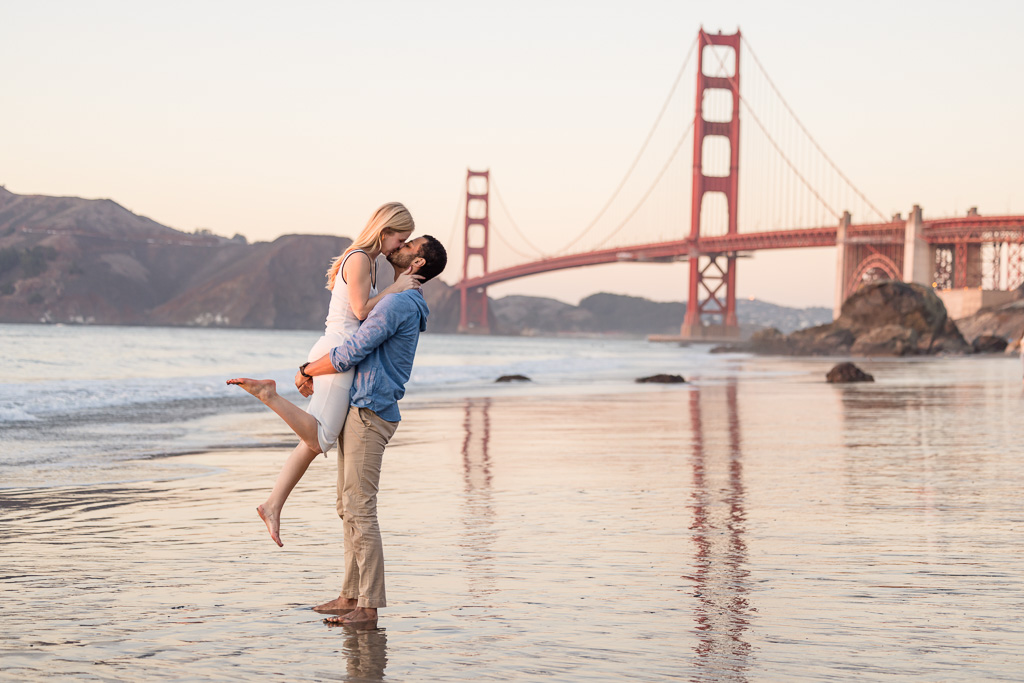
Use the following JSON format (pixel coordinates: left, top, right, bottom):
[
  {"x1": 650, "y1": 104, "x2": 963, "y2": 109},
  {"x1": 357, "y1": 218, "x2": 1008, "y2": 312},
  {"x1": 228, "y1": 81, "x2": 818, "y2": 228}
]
[
  {"x1": 702, "y1": 40, "x2": 885, "y2": 226},
  {"x1": 741, "y1": 36, "x2": 887, "y2": 222},
  {"x1": 445, "y1": 184, "x2": 464, "y2": 261},
  {"x1": 489, "y1": 220, "x2": 540, "y2": 260},
  {"x1": 739, "y1": 97, "x2": 841, "y2": 221},
  {"x1": 490, "y1": 175, "x2": 546, "y2": 257},
  {"x1": 589, "y1": 119, "x2": 695, "y2": 250},
  {"x1": 552, "y1": 34, "x2": 699, "y2": 255}
]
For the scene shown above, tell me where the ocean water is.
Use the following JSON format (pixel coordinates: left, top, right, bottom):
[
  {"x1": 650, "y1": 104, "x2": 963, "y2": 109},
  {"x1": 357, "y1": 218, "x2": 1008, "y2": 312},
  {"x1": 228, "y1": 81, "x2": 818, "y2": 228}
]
[
  {"x1": 0, "y1": 323, "x2": 743, "y2": 488},
  {"x1": 3, "y1": 323, "x2": 1024, "y2": 681}
]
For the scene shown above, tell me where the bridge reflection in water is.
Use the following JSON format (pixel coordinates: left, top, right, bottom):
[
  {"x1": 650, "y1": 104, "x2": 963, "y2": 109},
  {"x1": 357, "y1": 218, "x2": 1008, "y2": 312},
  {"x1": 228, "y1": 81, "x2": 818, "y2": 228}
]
[
  {"x1": 687, "y1": 382, "x2": 753, "y2": 680},
  {"x1": 461, "y1": 398, "x2": 498, "y2": 603}
]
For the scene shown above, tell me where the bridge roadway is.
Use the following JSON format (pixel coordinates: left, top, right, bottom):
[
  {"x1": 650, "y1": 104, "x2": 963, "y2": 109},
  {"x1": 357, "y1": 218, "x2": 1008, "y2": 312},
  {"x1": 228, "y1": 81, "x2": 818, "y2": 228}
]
[{"x1": 459, "y1": 215, "x2": 1024, "y2": 290}]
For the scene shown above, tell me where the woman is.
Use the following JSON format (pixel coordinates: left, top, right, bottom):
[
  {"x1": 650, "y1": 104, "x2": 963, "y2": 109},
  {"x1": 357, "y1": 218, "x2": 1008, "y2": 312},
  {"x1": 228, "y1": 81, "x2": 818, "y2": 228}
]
[{"x1": 228, "y1": 202, "x2": 421, "y2": 547}]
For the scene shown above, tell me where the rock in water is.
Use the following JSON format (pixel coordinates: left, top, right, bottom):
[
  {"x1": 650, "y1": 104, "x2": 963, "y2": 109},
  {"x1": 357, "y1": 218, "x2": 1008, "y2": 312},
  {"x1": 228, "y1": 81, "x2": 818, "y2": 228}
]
[
  {"x1": 495, "y1": 374, "x2": 531, "y2": 383},
  {"x1": 751, "y1": 281, "x2": 969, "y2": 356},
  {"x1": 972, "y1": 335, "x2": 1009, "y2": 353},
  {"x1": 635, "y1": 374, "x2": 687, "y2": 384},
  {"x1": 826, "y1": 362, "x2": 875, "y2": 383}
]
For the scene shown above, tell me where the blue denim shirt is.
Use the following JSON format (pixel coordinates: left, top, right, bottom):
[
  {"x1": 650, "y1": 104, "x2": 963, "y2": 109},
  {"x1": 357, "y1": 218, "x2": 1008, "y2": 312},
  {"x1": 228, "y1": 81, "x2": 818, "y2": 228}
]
[{"x1": 329, "y1": 289, "x2": 429, "y2": 422}]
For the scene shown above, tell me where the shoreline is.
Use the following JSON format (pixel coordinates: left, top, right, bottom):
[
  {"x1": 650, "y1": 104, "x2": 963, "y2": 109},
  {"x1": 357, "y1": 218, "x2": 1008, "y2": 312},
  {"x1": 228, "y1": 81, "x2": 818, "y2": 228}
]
[{"x1": 4, "y1": 351, "x2": 1022, "y2": 492}]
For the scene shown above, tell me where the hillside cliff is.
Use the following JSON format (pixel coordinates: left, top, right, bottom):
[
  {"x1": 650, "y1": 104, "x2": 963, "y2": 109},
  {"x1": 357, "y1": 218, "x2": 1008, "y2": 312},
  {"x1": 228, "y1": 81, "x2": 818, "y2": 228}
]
[{"x1": 0, "y1": 187, "x2": 351, "y2": 327}]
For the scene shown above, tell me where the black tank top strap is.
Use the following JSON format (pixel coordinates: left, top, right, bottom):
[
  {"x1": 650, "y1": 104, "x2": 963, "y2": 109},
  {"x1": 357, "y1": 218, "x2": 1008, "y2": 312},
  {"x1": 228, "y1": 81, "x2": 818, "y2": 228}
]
[{"x1": 340, "y1": 249, "x2": 375, "y2": 287}]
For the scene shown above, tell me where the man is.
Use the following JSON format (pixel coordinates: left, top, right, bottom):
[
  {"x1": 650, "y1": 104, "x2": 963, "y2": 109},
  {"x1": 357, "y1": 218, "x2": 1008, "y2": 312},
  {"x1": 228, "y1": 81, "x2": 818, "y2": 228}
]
[{"x1": 299, "y1": 234, "x2": 447, "y2": 625}]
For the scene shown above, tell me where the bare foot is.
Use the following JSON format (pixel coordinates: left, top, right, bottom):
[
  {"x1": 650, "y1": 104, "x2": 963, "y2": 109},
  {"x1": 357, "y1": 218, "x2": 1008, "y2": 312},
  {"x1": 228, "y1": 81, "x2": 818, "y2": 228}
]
[
  {"x1": 256, "y1": 504, "x2": 283, "y2": 547},
  {"x1": 226, "y1": 378, "x2": 277, "y2": 403},
  {"x1": 328, "y1": 607, "x2": 378, "y2": 625},
  {"x1": 313, "y1": 596, "x2": 358, "y2": 614}
]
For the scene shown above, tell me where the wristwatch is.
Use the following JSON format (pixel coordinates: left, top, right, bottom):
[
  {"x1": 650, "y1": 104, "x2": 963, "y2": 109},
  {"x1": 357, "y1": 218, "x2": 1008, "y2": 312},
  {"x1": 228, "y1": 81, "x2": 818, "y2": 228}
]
[{"x1": 299, "y1": 362, "x2": 313, "y2": 380}]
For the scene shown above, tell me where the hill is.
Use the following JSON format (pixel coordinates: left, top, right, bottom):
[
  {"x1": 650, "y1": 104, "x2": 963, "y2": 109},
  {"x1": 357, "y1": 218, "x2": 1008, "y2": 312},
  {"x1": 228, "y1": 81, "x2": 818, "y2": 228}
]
[
  {"x1": 487, "y1": 291, "x2": 831, "y2": 336},
  {"x1": 0, "y1": 187, "x2": 350, "y2": 327}
]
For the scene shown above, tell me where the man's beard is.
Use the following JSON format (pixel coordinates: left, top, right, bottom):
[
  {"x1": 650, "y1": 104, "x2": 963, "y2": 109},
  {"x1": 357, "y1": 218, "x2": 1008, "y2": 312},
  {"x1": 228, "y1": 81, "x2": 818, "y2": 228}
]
[{"x1": 387, "y1": 250, "x2": 415, "y2": 269}]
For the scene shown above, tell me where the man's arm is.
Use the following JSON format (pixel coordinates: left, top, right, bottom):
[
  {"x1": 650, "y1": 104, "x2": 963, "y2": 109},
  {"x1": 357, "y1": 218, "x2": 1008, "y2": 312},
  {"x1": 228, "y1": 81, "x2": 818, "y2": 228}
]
[
  {"x1": 330, "y1": 296, "x2": 412, "y2": 371},
  {"x1": 299, "y1": 296, "x2": 411, "y2": 383},
  {"x1": 298, "y1": 354, "x2": 338, "y2": 384}
]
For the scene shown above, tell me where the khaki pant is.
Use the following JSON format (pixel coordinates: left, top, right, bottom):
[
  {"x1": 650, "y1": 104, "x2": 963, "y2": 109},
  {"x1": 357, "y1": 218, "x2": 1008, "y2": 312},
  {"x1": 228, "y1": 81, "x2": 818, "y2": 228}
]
[{"x1": 336, "y1": 405, "x2": 398, "y2": 608}]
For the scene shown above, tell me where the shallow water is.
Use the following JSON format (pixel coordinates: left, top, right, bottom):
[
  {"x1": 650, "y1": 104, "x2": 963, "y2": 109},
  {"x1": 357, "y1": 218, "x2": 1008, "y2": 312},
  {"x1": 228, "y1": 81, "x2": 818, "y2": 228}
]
[
  {"x1": 0, "y1": 323, "x2": 719, "y2": 488},
  {"x1": 2, "y1": 355, "x2": 1023, "y2": 681}
]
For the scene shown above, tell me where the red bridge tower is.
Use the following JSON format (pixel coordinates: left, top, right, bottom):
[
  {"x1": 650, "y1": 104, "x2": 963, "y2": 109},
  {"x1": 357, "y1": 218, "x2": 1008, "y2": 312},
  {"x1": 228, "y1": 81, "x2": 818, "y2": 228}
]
[
  {"x1": 681, "y1": 29, "x2": 742, "y2": 339},
  {"x1": 457, "y1": 169, "x2": 491, "y2": 332}
]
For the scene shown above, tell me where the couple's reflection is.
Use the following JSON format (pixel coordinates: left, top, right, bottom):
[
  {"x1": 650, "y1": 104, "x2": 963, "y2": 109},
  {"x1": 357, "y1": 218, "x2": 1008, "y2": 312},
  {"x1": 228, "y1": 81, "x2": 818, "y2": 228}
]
[
  {"x1": 333, "y1": 624, "x2": 387, "y2": 682},
  {"x1": 329, "y1": 398, "x2": 495, "y2": 682},
  {"x1": 688, "y1": 382, "x2": 752, "y2": 680}
]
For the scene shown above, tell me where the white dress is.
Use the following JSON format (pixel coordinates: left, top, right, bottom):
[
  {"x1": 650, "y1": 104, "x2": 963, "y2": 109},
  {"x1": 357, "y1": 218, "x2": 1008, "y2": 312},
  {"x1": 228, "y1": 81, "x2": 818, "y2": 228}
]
[{"x1": 306, "y1": 249, "x2": 377, "y2": 453}]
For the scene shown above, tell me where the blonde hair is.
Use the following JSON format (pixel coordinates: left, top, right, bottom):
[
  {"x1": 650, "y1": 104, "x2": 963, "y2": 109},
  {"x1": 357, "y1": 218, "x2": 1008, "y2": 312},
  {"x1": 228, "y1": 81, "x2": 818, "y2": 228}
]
[{"x1": 326, "y1": 202, "x2": 414, "y2": 290}]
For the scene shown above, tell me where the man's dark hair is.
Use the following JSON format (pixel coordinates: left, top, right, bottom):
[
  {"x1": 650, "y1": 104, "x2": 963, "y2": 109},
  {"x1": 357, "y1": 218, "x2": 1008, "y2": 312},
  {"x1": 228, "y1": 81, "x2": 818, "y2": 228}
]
[{"x1": 416, "y1": 235, "x2": 447, "y2": 283}]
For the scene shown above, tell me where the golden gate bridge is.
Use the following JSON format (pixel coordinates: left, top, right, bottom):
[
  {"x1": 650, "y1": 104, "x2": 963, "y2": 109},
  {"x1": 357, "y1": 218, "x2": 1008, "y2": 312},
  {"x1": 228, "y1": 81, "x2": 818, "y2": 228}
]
[{"x1": 452, "y1": 29, "x2": 1024, "y2": 336}]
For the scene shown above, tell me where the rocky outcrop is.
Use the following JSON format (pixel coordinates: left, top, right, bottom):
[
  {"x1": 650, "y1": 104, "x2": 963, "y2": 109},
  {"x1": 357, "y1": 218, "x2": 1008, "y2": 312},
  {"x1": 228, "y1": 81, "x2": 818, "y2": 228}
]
[
  {"x1": 748, "y1": 327, "x2": 794, "y2": 354},
  {"x1": 786, "y1": 325, "x2": 856, "y2": 355},
  {"x1": 826, "y1": 362, "x2": 874, "y2": 383},
  {"x1": 972, "y1": 335, "x2": 1009, "y2": 353},
  {"x1": 751, "y1": 281, "x2": 970, "y2": 356},
  {"x1": 851, "y1": 324, "x2": 919, "y2": 356},
  {"x1": 955, "y1": 297, "x2": 1024, "y2": 347}
]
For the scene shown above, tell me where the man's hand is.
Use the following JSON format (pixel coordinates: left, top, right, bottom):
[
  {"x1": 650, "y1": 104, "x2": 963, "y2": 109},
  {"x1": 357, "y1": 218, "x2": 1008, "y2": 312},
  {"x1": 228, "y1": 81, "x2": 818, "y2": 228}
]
[{"x1": 295, "y1": 370, "x2": 314, "y2": 397}]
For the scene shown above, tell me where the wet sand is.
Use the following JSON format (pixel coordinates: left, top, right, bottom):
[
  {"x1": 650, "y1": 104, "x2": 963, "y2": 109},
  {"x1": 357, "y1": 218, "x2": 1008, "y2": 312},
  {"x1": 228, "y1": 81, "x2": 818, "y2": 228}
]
[{"x1": 2, "y1": 357, "x2": 1024, "y2": 681}]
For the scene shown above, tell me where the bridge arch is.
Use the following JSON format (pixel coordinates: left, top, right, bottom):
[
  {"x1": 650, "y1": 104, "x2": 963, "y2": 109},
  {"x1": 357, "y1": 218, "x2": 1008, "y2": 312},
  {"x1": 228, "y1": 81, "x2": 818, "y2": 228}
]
[{"x1": 845, "y1": 253, "x2": 902, "y2": 300}]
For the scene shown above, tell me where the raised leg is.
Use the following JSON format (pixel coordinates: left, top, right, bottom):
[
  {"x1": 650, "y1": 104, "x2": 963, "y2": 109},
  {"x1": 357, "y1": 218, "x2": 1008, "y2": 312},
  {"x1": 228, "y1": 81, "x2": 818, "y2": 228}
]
[
  {"x1": 257, "y1": 441, "x2": 320, "y2": 547},
  {"x1": 227, "y1": 378, "x2": 322, "y2": 452}
]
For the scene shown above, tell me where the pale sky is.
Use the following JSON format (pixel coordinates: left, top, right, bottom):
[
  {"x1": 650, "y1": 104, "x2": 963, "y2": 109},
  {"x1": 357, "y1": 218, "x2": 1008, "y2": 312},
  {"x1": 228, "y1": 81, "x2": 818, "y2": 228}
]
[{"x1": 2, "y1": 1, "x2": 1022, "y2": 308}]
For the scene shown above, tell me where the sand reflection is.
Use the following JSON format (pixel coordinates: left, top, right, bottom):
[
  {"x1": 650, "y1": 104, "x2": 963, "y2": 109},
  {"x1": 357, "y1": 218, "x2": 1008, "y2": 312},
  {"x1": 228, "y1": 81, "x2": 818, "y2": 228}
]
[{"x1": 688, "y1": 382, "x2": 752, "y2": 680}]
